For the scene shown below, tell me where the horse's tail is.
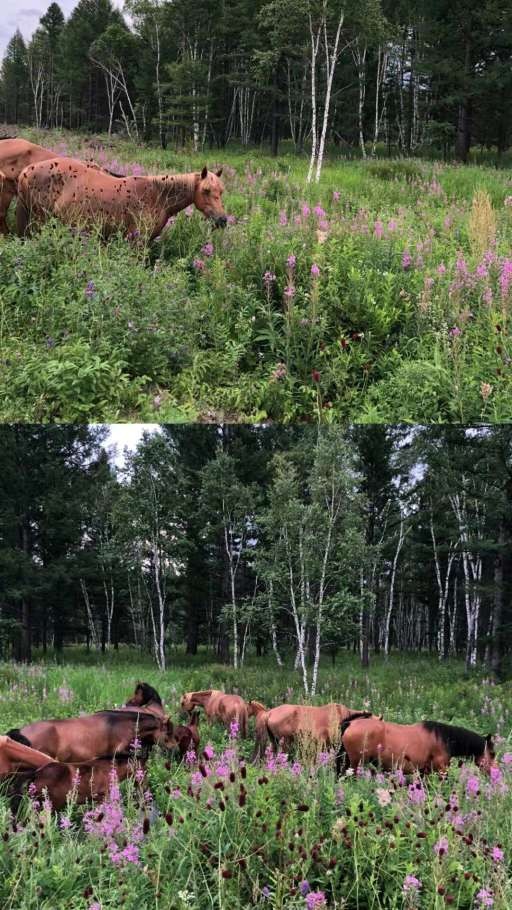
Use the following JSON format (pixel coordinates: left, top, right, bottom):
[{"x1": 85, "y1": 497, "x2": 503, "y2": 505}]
[
  {"x1": 339, "y1": 711, "x2": 373, "y2": 738},
  {"x1": 7, "y1": 767, "x2": 38, "y2": 815},
  {"x1": 252, "y1": 711, "x2": 270, "y2": 763},
  {"x1": 16, "y1": 198, "x2": 30, "y2": 237},
  {"x1": 4, "y1": 728, "x2": 32, "y2": 747}
]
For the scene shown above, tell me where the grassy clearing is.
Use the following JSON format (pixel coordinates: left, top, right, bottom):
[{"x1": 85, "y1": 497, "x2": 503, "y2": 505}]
[
  {"x1": 1, "y1": 131, "x2": 512, "y2": 421},
  {"x1": 0, "y1": 651, "x2": 511, "y2": 909}
]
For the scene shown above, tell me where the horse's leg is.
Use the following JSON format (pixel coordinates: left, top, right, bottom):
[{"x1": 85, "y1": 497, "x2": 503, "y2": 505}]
[{"x1": 16, "y1": 198, "x2": 30, "y2": 238}]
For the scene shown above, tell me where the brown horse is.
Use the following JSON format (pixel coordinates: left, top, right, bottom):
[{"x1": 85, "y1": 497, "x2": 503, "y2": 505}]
[
  {"x1": 123, "y1": 682, "x2": 165, "y2": 719},
  {"x1": 0, "y1": 734, "x2": 54, "y2": 776},
  {"x1": 11, "y1": 754, "x2": 142, "y2": 811},
  {"x1": 181, "y1": 690, "x2": 249, "y2": 738},
  {"x1": 0, "y1": 137, "x2": 59, "y2": 233},
  {"x1": 17, "y1": 157, "x2": 227, "y2": 239},
  {"x1": 251, "y1": 702, "x2": 361, "y2": 760},
  {"x1": 6, "y1": 709, "x2": 176, "y2": 763},
  {"x1": 336, "y1": 714, "x2": 497, "y2": 775},
  {"x1": 174, "y1": 711, "x2": 200, "y2": 758}
]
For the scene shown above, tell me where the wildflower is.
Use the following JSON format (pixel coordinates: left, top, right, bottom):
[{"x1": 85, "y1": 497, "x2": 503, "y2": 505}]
[
  {"x1": 311, "y1": 369, "x2": 321, "y2": 383},
  {"x1": 499, "y1": 259, "x2": 512, "y2": 298},
  {"x1": 476, "y1": 264, "x2": 488, "y2": 279},
  {"x1": 466, "y1": 775, "x2": 480, "y2": 797},
  {"x1": 84, "y1": 280, "x2": 96, "y2": 299},
  {"x1": 502, "y1": 753, "x2": 512, "y2": 764},
  {"x1": 443, "y1": 215, "x2": 452, "y2": 229},
  {"x1": 193, "y1": 258, "x2": 205, "y2": 271},
  {"x1": 229, "y1": 720, "x2": 240, "y2": 739},
  {"x1": 376, "y1": 788, "x2": 392, "y2": 807},
  {"x1": 271, "y1": 362, "x2": 287, "y2": 381},
  {"x1": 491, "y1": 845, "x2": 504, "y2": 863},
  {"x1": 130, "y1": 737, "x2": 142, "y2": 753},
  {"x1": 408, "y1": 782, "x2": 426, "y2": 804},
  {"x1": 58, "y1": 686, "x2": 73, "y2": 702},
  {"x1": 311, "y1": 263, "x2": 320, "y2": 277},
  {"x1": 504, "y1": 196, "x2": 512, "y2": 207},
  {"x1": 403, "y1": 875, "x2": 422, "y2": 894},
  {"x1": 305, "y1": 892, "x2": 327, "y2": 909},
  {"x1": 263, "y1": 271, "x2": 276, "y2": 287},
  {"x1": 88, "y1": 904, "x2": 101, "y2": 910},
  {"x1": 262, "y1": 886, "x2": 271, "y2": 899},
  {"x1": 483, "y1": 287, "x2": 493, "y2": 305},
  {"x1": 402, "y1": 251, "x2": 412, "y2": 270},
  {"x1": 284, "y1": 285, "x2": 295, "y2": 299},
  {"x1": 59, "y1": 816, "x2": 71, "y2": 830},
  {"x1": 476, "y1": 888, "x2": 494, "y2": 908},
  {"x1": 332, "y1": 191, "x2": 341, "y2": 202},
  {"x1": 291, "y1": 761, "x2": 302, "y2": 776},
  {"x1": 202, "y1": 242, "x2": 214, "y2": 257},
  {"x1": 490, "y1": 765, "x2": 503, "y2": 787},
  {"x1": 279, "y1": 210, "x2": 288, "y2": 226},
  {"x1": 300, "y1": 881, "x2": 311, "y2": 896},
  {"x1": 374, "y1": 220, "x2": 384, "y2": 239},
  {"x1": 449, "y1": 326, "x2": 461, "y2": 337},
  {"x1": 302, "y1": 204, "x2": 311, "y2": 217},
  {"x1": 387, "y1": 218, "x2": 397, "y2": 232},
  {"x1": 287, "y1": 254, "x2": 297, "y2": 270},
  {"x1": 313, "y1": 205, "x2": 326, "y2": 218},
  {"x1": 185, "y1": 749, "x2": 196, "y2": 765},
  {"x1": 203, "y1": 744, "x2": 215, "y2": 760},
  {"x1": 433, "y1": 836, "x2": 449, "y2": 857}
]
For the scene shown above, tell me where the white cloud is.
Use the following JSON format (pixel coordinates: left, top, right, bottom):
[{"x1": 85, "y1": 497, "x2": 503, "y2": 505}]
[
  {"x1": 0, "y1": 0, "x2": 124, "y2": 56},
  {"x1": 104, "y1": 424, "x2": 161, "y2": 467}
]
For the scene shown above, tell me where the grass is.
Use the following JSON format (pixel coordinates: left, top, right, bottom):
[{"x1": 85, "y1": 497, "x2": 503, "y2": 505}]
[
  {"x1": 1, "y1": 130, "x2": 512, "y2": 422},
  {"x1": 0, "y1": 649, "x2": 511, "y2": 909}
]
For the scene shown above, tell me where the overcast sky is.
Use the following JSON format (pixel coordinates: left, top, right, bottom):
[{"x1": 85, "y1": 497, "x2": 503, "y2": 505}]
[
  {"x1": 0, "y1": 0, "x2": 123, "y2": 58},
  {"x1": 104, "y1": 424, "x2": 160, "y2": 467}
]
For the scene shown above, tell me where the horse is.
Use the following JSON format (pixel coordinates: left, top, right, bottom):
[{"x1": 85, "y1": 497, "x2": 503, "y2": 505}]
[
  {"x1": 251, "y1": 702, "x2": 362, "y2": 761},
  {"x1": 6, "y1": 709, "x2": 176, "y2": 763},
  {"x1": 0, "y1": 734, "x2": 54, "y2": 776},
  {"x1": 123, "y1": 681, "x2": 165, "y2": 718},
  {"x1": 0, "y1": 137, "x2": 59, "y2": 233},
  {"x1": 9, "y1": 753, "x2": 143, "y2": 812},
  {"x1": 174, "y1": 711, "x2": 200, "y2": 758},
  {"x1": 336, "y1": 714, "x2": 497, "y2": 776},
  {"x1": 16, "y1": 157, "x2": 227, "y2": 239},
  {"x1": 180, "y1": 690, "x2": 249, "y2": 738}
]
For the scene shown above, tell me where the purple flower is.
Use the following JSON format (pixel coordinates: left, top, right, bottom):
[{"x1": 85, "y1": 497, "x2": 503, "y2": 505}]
[
  {"x1": 408, "y1": 782, "x2": 426, "y2": 804},
  {"x1": 402, "y1": 251, "x2": 412, "y2": 270},
  {"x1": 466, "y1": 775, "x2": 480, "y2": 798},
  {"x1": 313, "y1": 204, "x2": 326, "y2": 218},
  {"x1": 229, "y1": 720, "x2": 239, "y2": 739},
  {"x1": 85, "y1": 280, "x2": 96, "y2": 299},
  {"x1": 284, "y1": 285, "x2": 295, "y2": 299},
  {"x1": 499, "y1": 259, "x2": 512, "y2": 298},
  {"x1": 204, "y1": 744, "x2": 215, "y2": 760},
  {"x1": 202, "y1": 242, "x2": 214, "y2": 257},
  {"x1": 374, "y1": 220, "x2": 384, "y2": 239},
  {"x1": 263, "y1": 271, "x2": 276, "y2": 287},
  {"x1": 193, "y1": 258, "x2": 205, "y2": 271},
  {"x1": 311, "y1": 263, "x2": 320, "y2": 278},
  {"x1": 502, "y1": 752, "x2": 512, "y2": 764},
  {"x1": 287, "y1": 254, "x2": 296, "y2": 270},
  {"x1": 491, "y1": 845, "x2": 504, "y2": 863},
  {"x1": 403, "y1": 875, "x2": 422, "y2": 894},
  {"x1": 279, "y1": 210, "x2": 288, "y2": 226},
  {"x1": 449, "y1": 326, "x2": 461, "y2": 337},
  {"x1": 59, "y1": 816, "x2": 71, "y2": 829},
  {"x1": 332, "y1": 190, "x2": 341, "y2": 201},
  {"x1": 433, "y1": 836, "x2": 449, "y2": 857},
  {"x1": 305, "y1": 892, "x2": 326, "y2": 909},
  {"x1": 437, "y1": 263, "x2": 447, "y2": 275},
  {"x1": 300, "y1": 881, "x2": 311, "y2": 896},
  {"x1": 262, "y1": 886, "x2": 271, "y2": 899},
  {"x1": 476, "y1": 889, "x2": 494, "y2": 908},
  {"x1": 302, "y1": 204, "x2": 311, "y2": 217}
]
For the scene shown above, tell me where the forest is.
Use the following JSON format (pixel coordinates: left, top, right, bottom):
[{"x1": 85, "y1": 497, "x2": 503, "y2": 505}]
[
  {"x1": 2, "y1": 0, "x2": 512, "y2": 165},
  {"x1": 1, "y1": 424, "x2": 510, "y2": 685}
]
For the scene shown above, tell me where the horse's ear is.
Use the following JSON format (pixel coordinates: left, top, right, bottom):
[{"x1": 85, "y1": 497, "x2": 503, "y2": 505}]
[
  {"x1": 216, "y1": 167, "x2": 223, "y2": 178},
  {"x1": 201, "y1": 165, "x2": 208, "y2": 180},
  {"x1": 485, "y1": 733, "x2": 494, "y2": 744}
]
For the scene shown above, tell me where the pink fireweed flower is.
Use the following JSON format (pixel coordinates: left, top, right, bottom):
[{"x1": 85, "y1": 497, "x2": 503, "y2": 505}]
[
  {"x1": 402, "y1": 251, "x2": 412, "y2": 270},
  {"x1": 59, "y1": 816, "x2": 71, "y2": 829},
  {"x1": 501, "y1": 752, "x2": 512, "y2": 764},
  {"x1": 202, "y1": 242, "x2": 214, "y2": 257},
  {"x1": 185, "y1": 749, "x2": 196, "y2": 765},
  {"x1": 287, "y1": 254, "x2": 296, "y2": 270},
  {"x1": 403, "y1": 875, "x2": 422, "y2": 894},
  {"x1": 229, "y1": 720, "x2": 240, "y2": 739},
  {"x1": 332, "y1": 191, "x2": 341, "y2": 202},
  {"x1": 490, "y1": 765, "x2": 504, "y2": 787},
  {"x1": 374, "y1": 220, "x2": 384, "y2": 239},
  {"x1": 433, "y1": 836, "x2": 449, "y2": 856},
  {"x1": 279, "y1": 210, "x2": 288, "y2": 226},
  {"x1": 499, "y1": 259, "x2": 512, "y2": 298},
  {"x1": 449, "y1": 326, "x2": 461, "y2": 337},
  {"x1": 130, "y1": 737, "x2": 142, "y2": 753},
  {"x1": 171, "y1": 788, "x2": 182, "y2": 798},
  {"x1": 313, "y1": 205, "x2": 326, "y2": 218},
  {"x1": 226, "y1": 214, "x2": 237, "y2": 225},
  {"x1": 135, "y1": 767, "x2": 145, "y2": 783},
  {"x1": 376, "y1": 788, "x2": 392, "y2": 806},
  {"x1": 263, "y1": 271, "x2": 276, "y2": 287},
  {"x1": 291, "y1": 761, "x2": 302, "y2": 776},
  {"x1": 476, "y1": 889, "x2": 494, "y2": 908},
  {"x1": 302, "y1": 204, "x2": 311, "y2": 217},
  {"x1": 203, "y1": 744, "x2": 215, "y2": 760},
  {"x1": 408, "y1": 782, "x2": 426, "y2": 804},
  {"x1": 476, "y1": 264, "x2": 488, "y2": 279},
  {"x1": 387, "y1": 218, "x2": 397, "y2": 232},
  {"x1": 311, "y1": 263, "x2": 320, "y2": 278},
  {"x1": 284, "y1": 285, "x2": 295, "y2": 299},
  {"x1": 491, "y1": 846, "x2": 504, "y2": 863},
  {"x1": 305, "y1": 892, "x2": 327, "y2": 909},
  {"x1": 466, "y1": 775, "x2": 480, "y2": 798},
  {"x1": 437, "y1": 263, "x2": 447, "y2": 275},
  {"x1": 193, "y1": 258, "x2": 205, "y2": 271}
]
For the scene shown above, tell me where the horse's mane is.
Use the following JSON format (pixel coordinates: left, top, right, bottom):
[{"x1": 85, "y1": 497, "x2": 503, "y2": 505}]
[
  {"x1": 131, "y1": 682, "x2": 163, "y2": 706},
  {"x1": 95, "y1": 710, "x2": 161, "y2": 730},
  {"x1": 189, "y1": 690, "x2": 213, "y2": 698},
  {"x1": 422, "y1": 721, "x2": 489, "y2": 758},
  {"x1": 4, "y1": 728, "x2": 32, "y2": 747},
  {"x1": 249, "y1": 701, "x2": 267, "y2": 713},
  {"x1": 0, "y1": 135, "x2": 16, "y2": 141},
  {"x1": 340, "y1": 712, "x2": 373, "y2": 737}
]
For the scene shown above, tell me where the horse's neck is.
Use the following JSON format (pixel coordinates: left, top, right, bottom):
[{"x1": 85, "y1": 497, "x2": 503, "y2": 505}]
[
  {"x1": 5, "y1": 739, "x2": 53, "y2": 768},
  {"x1": 192, "y1": 691, "x2": 213, "y2": 707},
  {"x1": 152, "y1": 173, "x2": 196, "y2": 216}
]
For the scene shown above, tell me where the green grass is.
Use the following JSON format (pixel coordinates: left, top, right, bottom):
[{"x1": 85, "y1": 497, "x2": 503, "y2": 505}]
[
  {"x1": 0, "y1": 650, "x2": 511, "y2": 909},
  {"x1": 1, "y1": 130, "x2": 512, "y2": 421}
]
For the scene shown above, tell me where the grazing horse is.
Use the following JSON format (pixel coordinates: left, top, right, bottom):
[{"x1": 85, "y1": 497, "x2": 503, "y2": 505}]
[
  {"x1": 17, "y1": 157, "x2": 227, "y2": 239},
  {"x1": 0, "y1": 137, "x2": 59, "y2": 233},
  {"x1": 174, "y1": 712, "x2": 200, "y2": 759},
  {"x1": 181, "y1": 690, "x2": 249, "y2": 738},
  {"x1": 123, "y1": 682, "x2": 165, "y2": 719},
  {"x1": 6, "y1": 709, "x2": 176, "y2": 763},
  {"x1": 0, "y1": 734, "x2": 54, "y2": 776},
  {"x1": 10, "y1": 754, "x2": 142, "y2": 811},
  {"x1": 251, "y1": 702, "x2": 362, "y2": 761},
  {"x1": 336, "y1": 714, "x2": 497, "y2": 776}
]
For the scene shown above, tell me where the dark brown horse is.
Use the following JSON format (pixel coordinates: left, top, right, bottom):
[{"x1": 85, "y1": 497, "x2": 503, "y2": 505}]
[
  {"x1": 336, "y1": 714, "x2": 497, "y2": 775},
  {"x1": 10, "y1": 754, "x2": 142, "y2": 811},
  {"x1": 174, "y1": 712, "x2": 200, "y2": 758},
  {"x1": 123, "y1": 682, "x2": 165, "y2": 719},
  {"x1": 17, "y1": 157, "x2": 227, "y2": 238},
  {"x1": 7, "y1": 709, "x2": 176, "y2": 763}
]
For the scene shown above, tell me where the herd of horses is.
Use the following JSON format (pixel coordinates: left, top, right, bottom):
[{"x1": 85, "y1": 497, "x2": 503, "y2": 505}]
[
  {"x1": 0, "y1": 682, "x2": 497, "y2": 814},
  {"x1": 0, "y1": 136, "x2": 227, "y2": 239}
]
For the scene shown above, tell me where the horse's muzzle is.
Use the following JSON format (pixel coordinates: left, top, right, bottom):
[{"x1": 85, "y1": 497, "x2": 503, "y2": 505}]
[{"x1": 214, "y1": 215, "x2": 227, "y2": 228}]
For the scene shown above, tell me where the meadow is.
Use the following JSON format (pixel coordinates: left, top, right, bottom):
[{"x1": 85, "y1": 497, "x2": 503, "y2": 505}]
[
  {"x1": 1, "y1": 131, "x2": 512, "y2": 422},
  {"x1": 0, "y1": 650, "x2": 511, "y2": 909}
]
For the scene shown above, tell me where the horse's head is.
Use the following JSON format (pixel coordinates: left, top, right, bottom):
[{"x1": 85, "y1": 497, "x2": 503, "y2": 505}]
[
  {"x1": 156, "y1": 718, "x2": 178, "y2": 751},
  {"x1": 477, "y1": 733, "x2": 498, "y2": 774},
  {"x1": 126, "y1": 682, "x2": 162, "y2": 708},
  {"x1": 194, "y1": 166, "x2": 227, "y2": 227},
  {"x1": 180, "y1": 692, "x2": 195, "y2": 711}
]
